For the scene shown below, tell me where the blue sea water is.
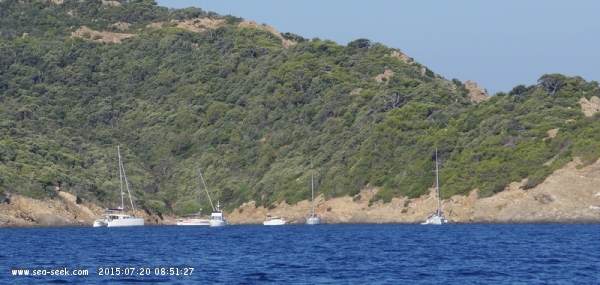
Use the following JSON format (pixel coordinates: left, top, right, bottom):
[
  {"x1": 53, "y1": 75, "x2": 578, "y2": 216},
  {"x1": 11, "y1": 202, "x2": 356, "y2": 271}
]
[{"x1": 0, "y1": 224, "x2": 599, "y2": 284}]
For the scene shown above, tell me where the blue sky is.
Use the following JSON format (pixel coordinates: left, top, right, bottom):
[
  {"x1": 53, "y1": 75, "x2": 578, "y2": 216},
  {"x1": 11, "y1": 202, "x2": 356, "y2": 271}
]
[{"x1": 156, "y1": 0, "x2": 599, "y2": 95}]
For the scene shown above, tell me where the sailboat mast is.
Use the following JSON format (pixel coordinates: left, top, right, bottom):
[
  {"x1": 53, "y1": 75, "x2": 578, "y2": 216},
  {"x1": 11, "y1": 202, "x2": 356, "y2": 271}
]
[
  {"x1": 194, "y1": 164, "x2": 203, "y2": 214},
  {"x1": 119, "y1": 146, "x2": 138, "y2": 217},
  {"x1": 197, "y1": 165, "x2": 215, "y2": 211},
  {"x1": 311, "y1": 162, "x2": 315, "y2": 215},
  {"x1": 436, "y1": 149, "x2": 440, "y2": 216},
  {"x1": 118, "y1": 145, "x2": 125, "y2": 210}
]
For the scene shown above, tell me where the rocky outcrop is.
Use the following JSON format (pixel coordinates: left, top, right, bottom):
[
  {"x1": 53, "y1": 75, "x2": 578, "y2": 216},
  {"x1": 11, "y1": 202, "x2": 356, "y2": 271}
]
[
  {"x1": 389, "y1": 51, "x2": 413, "y2": 65},
  {"x1": 0, "y1": 193, "x2": 92, "y2": 228},
  {"x1": 374, "y1": 69, "x2": 394, "y2": 83},
  {"x1": 227, "y1": 157, "x2": 600, "y2": 225},
  {"x1": 3, "y1": 157, "x2": 600, "y2": 227},
  {"x1": 579, "y1": 96, "x2": 600, "y2": 117},
  {"x1": 101, "y1": 0, "x2": 120, "y2": 6},
  {"x1": 464, "y1": 80, "x2": 491, "y2": 103},
  {"x1": 238, "y1": 20, "x2": 296, "y2": 48},
  {"x1": 456, "y1": 157, "x2": 600, "y2": 223},
  {"x1": 0, "y1": 191, "x2": 174, "y2": 228},
  {"x1": 70, "y1": 26, "x2": 135, "y2": 43},
  {"x1": 70, "y1": 18, "x2": 296, "y2": 47}
]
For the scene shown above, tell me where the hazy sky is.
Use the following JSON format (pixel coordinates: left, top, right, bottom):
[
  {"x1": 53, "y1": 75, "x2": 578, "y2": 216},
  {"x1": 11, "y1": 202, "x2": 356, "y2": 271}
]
[{"x1": 155, "y1": 0, "x2": 599, "y2": 95}]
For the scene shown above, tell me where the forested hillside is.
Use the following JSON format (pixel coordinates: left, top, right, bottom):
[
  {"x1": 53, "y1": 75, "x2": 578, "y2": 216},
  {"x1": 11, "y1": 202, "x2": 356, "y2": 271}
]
[{"x1": 2, "y1": 0, "x2": 600, "y2": 216}]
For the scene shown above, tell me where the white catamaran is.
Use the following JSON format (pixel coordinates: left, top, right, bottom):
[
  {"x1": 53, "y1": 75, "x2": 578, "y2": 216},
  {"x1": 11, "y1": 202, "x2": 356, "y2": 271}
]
[
  {"x1": 421, "y1": 149, "x2": 447, "y2": 225},
  {"x1": 305, "y1": 163, "x2": 321, "y2": 225},
  {"x1": 93, "y1": 146, "x2": 144, "y2": 227}
]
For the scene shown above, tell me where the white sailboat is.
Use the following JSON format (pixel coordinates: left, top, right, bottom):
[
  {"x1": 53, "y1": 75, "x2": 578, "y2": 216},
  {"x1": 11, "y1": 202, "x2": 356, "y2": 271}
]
[
  {"x1": 177, "y1": 165, "x2": 210, "y2": 226},
  {"x1": 93, "y1": 146, "x2": 144, "y2": 227},
  {"x1": 306, "y1": 163, "x2": 321, "y2": 225},
  {"x1": 195, "y1": 167, "x2": 227, "y2": 227},
  {"x1": 421, "y1": 149, "x2": 447, "y2": 225}
]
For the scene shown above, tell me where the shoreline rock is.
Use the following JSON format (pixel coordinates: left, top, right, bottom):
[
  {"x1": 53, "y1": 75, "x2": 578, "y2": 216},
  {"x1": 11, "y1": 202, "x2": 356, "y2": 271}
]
[{"x1": 2, "y1": 157, "x2": 600, "y2": 228}]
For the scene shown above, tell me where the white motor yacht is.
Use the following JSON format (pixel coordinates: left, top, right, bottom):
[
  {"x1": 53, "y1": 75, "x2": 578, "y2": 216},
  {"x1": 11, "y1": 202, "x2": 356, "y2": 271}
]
[
  {"x1": 263, "y1": 214, "x2": 286, "y2": 226},
  {"x1": 209, "y1": 201, "x2": 227, "y2": 227}
]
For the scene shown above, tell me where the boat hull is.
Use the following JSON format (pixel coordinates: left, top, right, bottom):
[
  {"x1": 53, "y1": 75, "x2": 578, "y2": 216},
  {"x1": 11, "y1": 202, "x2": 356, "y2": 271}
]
[
  {"x1": 263, "y1": 220, "x2": 286, "y2": 226},
  {"x1": 93, "y1": 219, "x2": 107, "y2": 227},
  {"x1": 306, "y1": 217, "x2": 321, "y2": 225},
  {"x1": 421, "y1": 216, "x2": 447, "y2": 225},
  {"x1": 177, "y1": 219, "x2": 210, "y2": 226},
  {"x1": 209, "y1": 220, "x2": 227, "y2": 227},
  {"x1": 94, "y1": 214, "x2": 144, "y2": 227},
  {"x1": 107, "y1": 218, "x2": 145, "y2": 227}
]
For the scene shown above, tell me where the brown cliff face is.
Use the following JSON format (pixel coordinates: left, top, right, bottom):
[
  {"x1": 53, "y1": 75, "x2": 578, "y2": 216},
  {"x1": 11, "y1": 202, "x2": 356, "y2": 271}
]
[
  {"x1": 3, "y1": 157, "x2": 600, "y2": 227},
  {"x1": 1, "y1": 192, "x2": 93, "y2": 227},
  {"x1": 0, "y1": 191, "x2": 174, "y2": 228},
  {"x1": 227, "y1": 157, "x2": 600, "y2": 224},
  {"x1": 454, "y1": 157, "x2": 600, "y2": 223}
]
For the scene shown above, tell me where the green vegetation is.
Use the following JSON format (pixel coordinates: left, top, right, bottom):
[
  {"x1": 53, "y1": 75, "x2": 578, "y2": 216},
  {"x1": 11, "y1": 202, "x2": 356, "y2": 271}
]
[{"x1": 1, "y1": 0, "x2": 599, "y2": 216}]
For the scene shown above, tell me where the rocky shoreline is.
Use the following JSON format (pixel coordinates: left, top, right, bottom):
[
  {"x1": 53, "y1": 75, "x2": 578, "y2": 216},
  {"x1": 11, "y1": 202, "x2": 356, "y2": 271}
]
[{"x1": 2, "y1": 157, "x2": 600, "y2": 228}]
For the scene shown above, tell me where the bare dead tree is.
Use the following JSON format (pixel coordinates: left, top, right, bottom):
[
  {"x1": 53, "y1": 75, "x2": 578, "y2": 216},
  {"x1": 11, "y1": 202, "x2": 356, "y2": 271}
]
[{"x1": 378, "y1": 92, "x2": 406, "y2": 111}]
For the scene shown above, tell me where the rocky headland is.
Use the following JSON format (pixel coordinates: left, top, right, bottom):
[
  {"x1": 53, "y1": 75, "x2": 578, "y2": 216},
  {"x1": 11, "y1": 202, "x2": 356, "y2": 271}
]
[{"x1": 2, "y1": 157, "x2": 600, "y2": 228}]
